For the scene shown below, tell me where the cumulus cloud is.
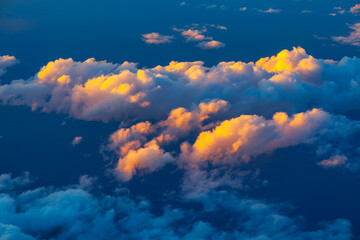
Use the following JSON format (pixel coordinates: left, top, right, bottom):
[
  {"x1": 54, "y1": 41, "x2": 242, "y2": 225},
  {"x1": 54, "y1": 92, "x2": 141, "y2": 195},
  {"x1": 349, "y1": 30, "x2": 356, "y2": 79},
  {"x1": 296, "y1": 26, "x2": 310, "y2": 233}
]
[
  {"x1": 0, "y1": 48, "x2": 360, "y2": 124},
  {"x1": 107, "y1": 100, "x2": 229, "y2": 180},
  {"x1": 332, "y1": 23, "x2": 360, "y2": 47},
  {"x1": 197, "y1": 40, "x2": 225, "y2": 49},
  {"x1": 141, "y1": 32, "x2": 173, "y2": 44},
  {"x1": 6, "y1": 46, "x2": 360, "y2": 122},
  {"x1": 180, "y1": 109, "x2": 359, "y2": 165},
  {"x1": 0, "y1": 173, "x2": 353, "y2": 240},
  {"x1": 0, "y1": 55, "x2": 18, "y2": 77}
]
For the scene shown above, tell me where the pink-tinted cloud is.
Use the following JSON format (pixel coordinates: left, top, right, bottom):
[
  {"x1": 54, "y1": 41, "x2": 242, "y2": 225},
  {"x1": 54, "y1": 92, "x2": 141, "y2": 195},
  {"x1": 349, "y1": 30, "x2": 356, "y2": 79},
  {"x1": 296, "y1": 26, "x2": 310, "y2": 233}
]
[
  {"x1": 197, "y1": 40, "x2": 225, "y2": 49},
  {"x1": 0, "y1": 55, "x2": 18, "y2": 76},
  {"x1": 350, "y1": 4, "x2": 360, "y2": 15},
  {"x1": 72, "y1": 136, "x2": 83, "y2": 146},
  {"x1": 141, "y1": 32, "x2": 173, "y2": 44},
  {"x1": 318, "y1": 155, "x2": 348, "y2": 168},
  {"x1": 332, "y1": 23, "x2": 360, "y2": 47}
]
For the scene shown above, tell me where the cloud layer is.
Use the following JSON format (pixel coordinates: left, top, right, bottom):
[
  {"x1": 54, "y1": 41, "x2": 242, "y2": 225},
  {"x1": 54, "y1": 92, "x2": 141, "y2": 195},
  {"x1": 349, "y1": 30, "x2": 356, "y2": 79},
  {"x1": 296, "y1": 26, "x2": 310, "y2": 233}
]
[{"x1": 0, "y1": 173, "x2": 353, "y2": 240}]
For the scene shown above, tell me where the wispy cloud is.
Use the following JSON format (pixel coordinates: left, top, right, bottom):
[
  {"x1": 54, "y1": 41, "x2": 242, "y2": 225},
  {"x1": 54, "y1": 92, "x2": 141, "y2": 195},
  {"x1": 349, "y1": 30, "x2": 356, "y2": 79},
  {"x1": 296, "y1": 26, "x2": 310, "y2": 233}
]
[
  {"x1": 332, "y1": 23, "x2": 360, "y2": 47},
  {"x1": 258, "y1": 8, "x2": 281, "y2": 14}
]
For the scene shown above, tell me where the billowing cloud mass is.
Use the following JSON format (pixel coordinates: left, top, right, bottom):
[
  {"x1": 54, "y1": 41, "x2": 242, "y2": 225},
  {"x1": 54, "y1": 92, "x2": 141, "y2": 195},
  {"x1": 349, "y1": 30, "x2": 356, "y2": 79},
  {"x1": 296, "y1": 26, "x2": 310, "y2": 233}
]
[
  {"x1": 105, "y1": 105, "x2": 358, "y2": 181},
  {"x1": 181, "y1": 109, "x2": 358, "y2": 165},
  {"x1": 0, "y1": 173, "x2": 354, "y2": 240},
  {"x1": 141, "y1": 32, "x2": 173, "y2": 44},
  {"x1": 2, "y1": 47, "x2": 360, "y2": 122},
  {"x1": 332, "y1": 23, "x2": 360, "y2": 47},
  {"x1": 1, "y1": 47, "x2": 360, "y2": 181},
  {"x1": 197, "y1": 40, "x2": 225, "y2": 49},
  {"x1": 0, "y1": 55, "x2": 18, "y2": 76}
]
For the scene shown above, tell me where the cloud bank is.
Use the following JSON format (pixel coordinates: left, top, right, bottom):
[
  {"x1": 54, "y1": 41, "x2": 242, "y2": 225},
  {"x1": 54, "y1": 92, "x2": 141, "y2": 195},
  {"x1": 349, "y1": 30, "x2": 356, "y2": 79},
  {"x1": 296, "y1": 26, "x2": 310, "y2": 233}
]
[
  {"x1": 0, "y1": 173, "x2": 353, "y2": 240},
  {"x1": 2, "y1": 47, "x2": 360, "y2": 122}
]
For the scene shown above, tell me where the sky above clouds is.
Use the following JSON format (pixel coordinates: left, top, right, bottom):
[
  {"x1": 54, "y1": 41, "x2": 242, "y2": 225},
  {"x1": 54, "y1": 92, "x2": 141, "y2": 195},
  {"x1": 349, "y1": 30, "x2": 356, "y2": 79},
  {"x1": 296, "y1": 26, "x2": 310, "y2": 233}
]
[{"x1": 1, "y1": 0, "x2": 360, "y2": 239}]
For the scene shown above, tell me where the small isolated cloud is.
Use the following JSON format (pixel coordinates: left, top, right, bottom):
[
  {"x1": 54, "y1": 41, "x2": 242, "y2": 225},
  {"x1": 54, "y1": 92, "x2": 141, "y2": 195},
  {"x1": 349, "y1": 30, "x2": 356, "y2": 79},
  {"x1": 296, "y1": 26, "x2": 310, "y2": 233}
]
[
  {"x1": 239, "y1": 7, "x2": 247, "y2": 12},
  {"x1": 141, "y1": 32, "x2": 173, "y2": 44},
  {"x1": 350, "y1": 4, "x2": 360, "y2": 15},
  {"x1": 181, "y1": 29, "x2": 209, "y2": 42},
  {"x1": 72, "y1": 136, "x2": 83, "y2": 146},
  {"x1": 318, "y1": 155, "x2": 348, "y2": 168},
  {"x1": 258, "y1": 8, "x2": 281, "y2": 14},
  {"x1": 198, "y1": 4, "x2": 226, "y2": 10},
  {"x1": 332, "y1": 23, "x2": 360, "y2": 47},
  {"x1": 301, "y1": 10, "x2": 312, "y2": 14},
  {"x1": 197, "y1": 40, "x2": 225, "y2": 49},
  {"x1": 0, "y1": 55, "x2": 18, "y2": 77},
  {"x1": 209, "y1": 24, "x2": 227, "y2": 30}
]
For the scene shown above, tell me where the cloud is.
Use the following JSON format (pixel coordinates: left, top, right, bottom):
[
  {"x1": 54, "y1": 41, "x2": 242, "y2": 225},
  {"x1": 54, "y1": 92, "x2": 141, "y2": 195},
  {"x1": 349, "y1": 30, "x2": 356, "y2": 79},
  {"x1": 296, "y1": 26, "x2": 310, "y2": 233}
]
[
  {"x1": 72, "y1": 136, "x2": 83, "y2": 146},
  {"x1": 258, "y1": 8, "x2": 281, "y2": 14},
  {"x1": 0, "y1": 173, "x2": 354, "y2": 240},
  {"x1": 301, "y1": 10, "x2": 312, "y2": 14},
  {"x1": 108, "y1": 100, "x2": 229, "y2": 180},
  {"x1": 0, "y1": 55, "x2": 18, "y2": 77},
  {"x1": 180, "y1": 29, "x2": 209, "y2": 42},
  {"x1": 180, "y1": 109, "x2": 359, "y2": 165},
  {"x1": 318, "y1": 155, "x2": 348, "y2": 168},
  {"x1": 141, "y1": 32, "x2": 173, "y2": 44},
  {"x1": 350, "y1": 4, "x2": 360, "y2": 15},
  {"x1": 0, "y1": 172, "x2": 32, "y2": 192},
  {"x1": 239, "y1": 7, "x2": 247, "y2": 12},
  {"x1": 332, "y1": 23, "x2": 360, "y2": 47},
  {"x1": 208, "y1": 24, "x2": 227, "y2": 30},
  {"x1": 2, "y1": 47, "x2": 360, "y2": 125},
  {"x1": 197, "y1": 40, "x2": 225, "y2": 49}
]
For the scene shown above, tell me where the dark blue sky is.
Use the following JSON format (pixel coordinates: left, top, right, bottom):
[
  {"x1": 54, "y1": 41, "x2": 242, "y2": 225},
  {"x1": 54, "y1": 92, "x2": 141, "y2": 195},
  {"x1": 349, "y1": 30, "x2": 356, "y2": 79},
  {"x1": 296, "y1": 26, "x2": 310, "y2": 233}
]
[{"x1": 1, "y1": 0, "x2": 360, "y2": 239}]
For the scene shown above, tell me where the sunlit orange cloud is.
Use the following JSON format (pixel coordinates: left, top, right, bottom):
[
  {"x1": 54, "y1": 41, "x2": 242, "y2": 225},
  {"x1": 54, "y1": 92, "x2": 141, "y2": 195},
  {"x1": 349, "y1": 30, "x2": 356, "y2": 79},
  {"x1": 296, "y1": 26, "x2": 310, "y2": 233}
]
[
  {"x1": 1, "y1": 47, "x2": 360, "y2": 123},
  {"x1": 108, "y1": 100, "x2": 228, "y2": 180},
  {"x1": 180, "y1": 109, "x2": 351, "y2": 165}
]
